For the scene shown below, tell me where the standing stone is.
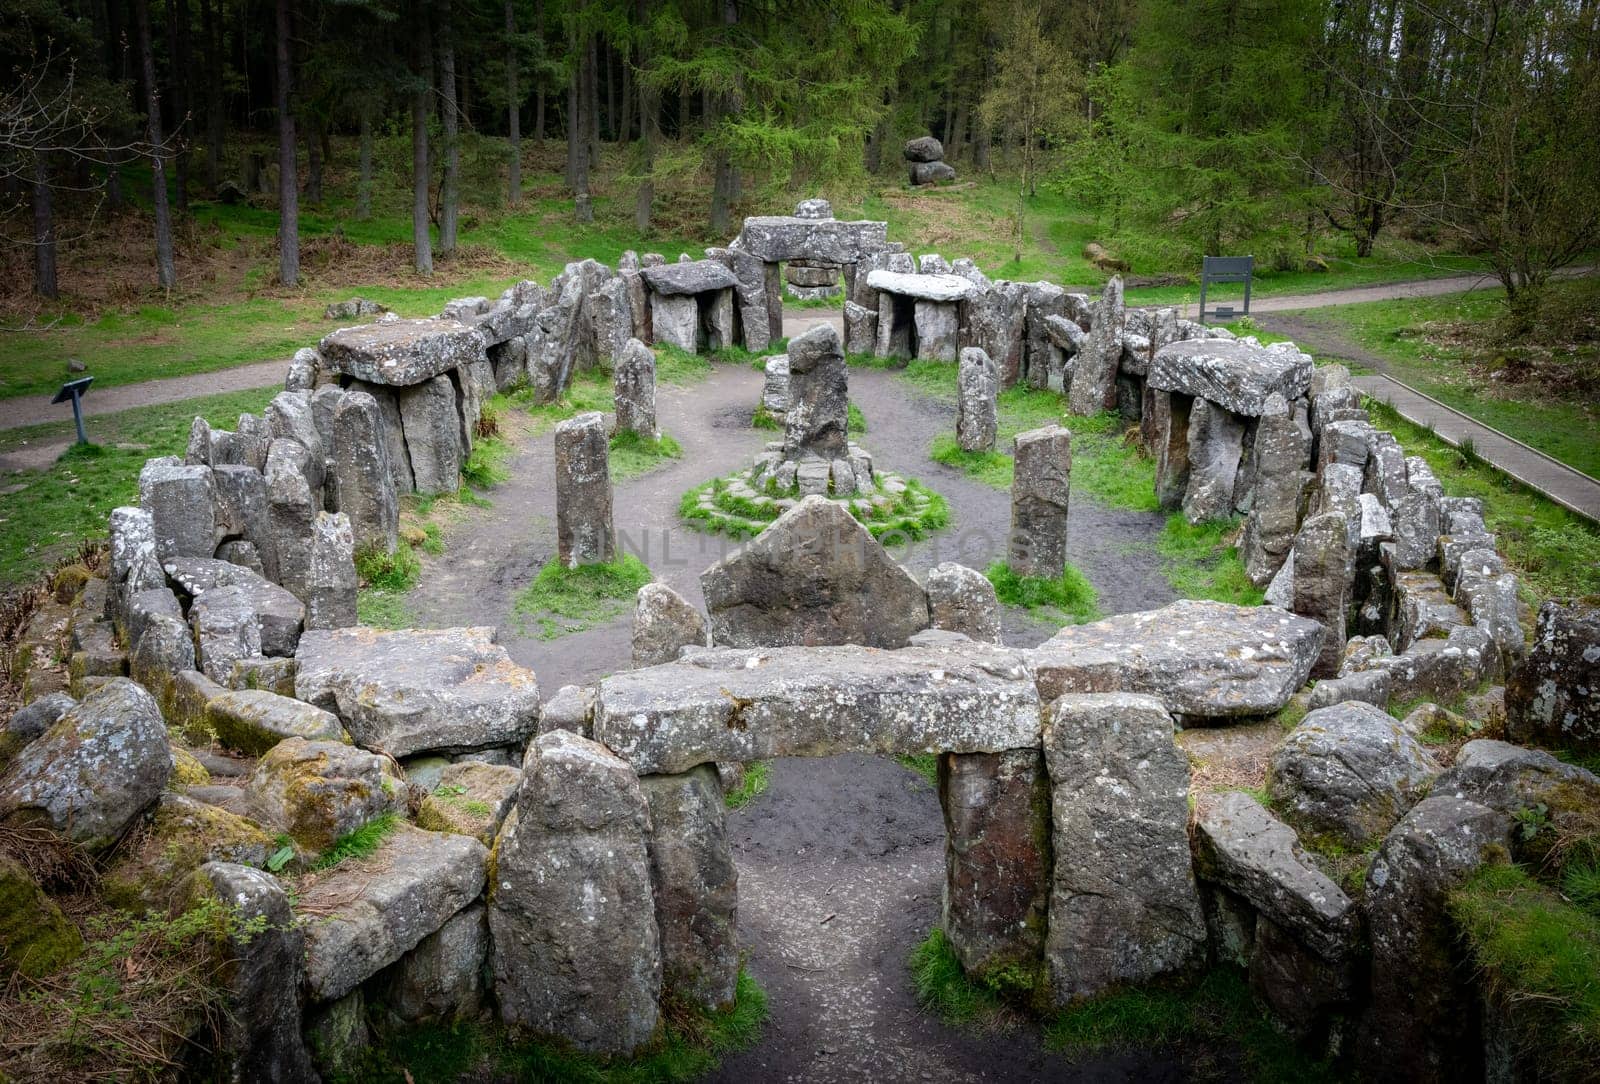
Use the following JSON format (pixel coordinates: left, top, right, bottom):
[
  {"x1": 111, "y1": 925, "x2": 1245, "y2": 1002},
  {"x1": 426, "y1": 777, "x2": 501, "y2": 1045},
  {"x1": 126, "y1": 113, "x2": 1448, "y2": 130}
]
[
  {"x1": 1506, "y1": 600, "x2": 1600, "y2": 754},
  {"x1": 632, "y1": 582, "x2": 710, "y2": 668},
  {"x1": 1182, "y1": 398, "x2": 1247, "y2": 525},
  {"x1": 640, "y1": 766, "x2": 739, "y2": 1012},
  {"x1": 139, "y1": 458, "x2": 217, "y2": 561},
  {"x1": 490, "y1": 731, "x2": 661, "y2": 1056},
  {"x1": 589, "y1": 277, "x2": 634, "y2": 370},
  {"x1": 956, "y1": 347, "x2": 999, "y2": 453},
  {"x1": 708, "y1": 246, "x2": 771, "y2": 353},
  {"x1": 398, "y1": 373, "x2": 462, "y2": 495},
  {"x1": 1044, "y1": 693, "x2": 1206, "y2": 1003},
  {"x1": 1153, "y1": 392, "x2": 1193, "y2": 510},
  {"x1": 265, "y1": 391, "x2": 325, "y2": 498},
  {"x1": 307, "y1": 512, "x2": 358, "y2": 630},
  {"x1": 843, "y1": 300, "x2": 878, "y2": 356},
  {"x1": 554, "y1": 413, "x2": 615, "y2": 568},
  {"x1": 761, "y1": 354, "x2": 790, "y2": 415},
  {"x1": 914, "y1": 299, "x2": 960, "y2": 361},
  {"x1": 1022, "y1": 283, "x2": 1068, "y2": 391},
  {"x1": 331, "y1": 390, "x2": 399, "y2": 554},
  {"x1": 1068, "y1": 275, "x2": 1124, "y2": 416},
  {"x1": 1360, "y1": 797, "x2": 1514, "y2": 1083},
  {"x1": 387, "y1": 903, "x2": 489, "y2": 1023},
  {"x1": 1293, "y1": 511, "x2": 1353, "y2": 678},
  {"x1": 212, "y1": 464, "x2": 276, "y2": 581},
  {"x1": 651, "y1": 293, "x2": 699, "y2": 352},
  {"x1": 349, "y1": 381, "x2": 415, "y2": 495},
  {"x1": 783, "y1": 324, "x2": 849, "y2": 462},
  {"x1": 265, "y1": 440, "x2": 315, "y2": 603},
  {"x1": 1240, "y1": 394, "x2": 1311, "y2": 586},
  {"x1": 924, "y1": 562, "x2": 1001, "y2": 644},
  {"x1": 939, "y1": 748, "x2": 1050, "y2": 981},
  {"x1": 613, "y1": 338, "x2": 659, "y2": 440},
  {"x1": 1009, "y1": 425, "x2": 1072, "y2": 580}
]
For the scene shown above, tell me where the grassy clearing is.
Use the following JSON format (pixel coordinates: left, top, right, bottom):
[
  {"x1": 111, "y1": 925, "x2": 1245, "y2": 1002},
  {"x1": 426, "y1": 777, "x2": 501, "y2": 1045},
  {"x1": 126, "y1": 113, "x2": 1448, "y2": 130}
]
[
  {"x1": 312, "y1": 813, "x2": 401, "y2": 870},
  {"x1": 1156, "y1": 517, "x2": 1264, "y2": 606},
  {"x1": 610, "y1": 430, "x2": 684, "y2": 482},
  {"x1": 724, "y1": 761, "x2": 771, "y2": 810},
  {"x1": 681, "y1": 475, "x2": 950, "y2": 542},
  {"x1": 1366, "y1": 399, "x2": 1600, "y2": 599},
  {"x1": 986, "y1": 562, "x2": 1102, "y2": 625},
  {"x1": 345, "y1": 968, "x2": 768, "y2": 1084},
  {"x1": 1318, "y1": 279, "x2": 1600, "y2": 478},
  {"x1": 0, "y1": 385, "x2": 278, "y2": 588},
  {"x1": 511, "y1": 554, "x2": 653, "y2": 640}
]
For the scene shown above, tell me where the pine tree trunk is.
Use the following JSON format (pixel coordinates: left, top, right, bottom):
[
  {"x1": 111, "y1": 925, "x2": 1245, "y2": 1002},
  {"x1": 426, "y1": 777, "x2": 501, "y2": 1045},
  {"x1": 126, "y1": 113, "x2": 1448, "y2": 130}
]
[
  {"x1": 618, "y1": 48, "x2": 632, "y2": 143},
  {"x1": 273, "y1": 0, "x2": 298, "y2": 285},
  {"x1": 585, "y1": 35, "x2": 601, "y2": 169},
  {"x1": 136, "y1": 0, "x2": 177, "y2": 289},
  {"x1": 708, "y1": 0, "x2": 738, "y2": 236},
  {"x1": 566, "y1": 30, "x2": 581, "y2": 190},
  {"x1": 603, "y1": 43, "x2": 615, "y2": 142},
  {"x1": 168, "y1": 0, "x2": 191, "y2": 214},
  {"x1": 201, "y1": 0, "x2": 223, "y2": 190},
  {"x1": 532, "y1": 0, "x2": 545, "y2": 143},
  {"x1": 413, "y1": 8, "x2": 434, "y2": 274},
  {"x1": 438, "y1": 0, "x2": 460, "y2": 255},
  {"x1": 358, "y1": 110, "x2": 374, "y2": 219},
  {"x1": 505, "y1": 0, "x2": 521, "y2": 206},
  {"x1": 633, "y1": 0, "x2": 655, "y2": 234},
  {"x1": 32, "y1": 154, "x2": 58, "y2": 300}
]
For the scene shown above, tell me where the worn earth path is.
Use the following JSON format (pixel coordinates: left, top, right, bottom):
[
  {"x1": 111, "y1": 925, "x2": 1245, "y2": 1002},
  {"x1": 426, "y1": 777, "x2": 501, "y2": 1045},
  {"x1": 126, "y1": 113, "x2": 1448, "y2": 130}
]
[{"x1": 407, "y1": 314, "x2": 1180, "y2": 1081}]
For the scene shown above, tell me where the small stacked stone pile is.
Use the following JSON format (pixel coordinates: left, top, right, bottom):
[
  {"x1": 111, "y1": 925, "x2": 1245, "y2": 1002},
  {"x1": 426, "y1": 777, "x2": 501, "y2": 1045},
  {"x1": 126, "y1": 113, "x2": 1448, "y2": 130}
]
[
  {"x1": 782, "y1": 199, "x2": 844, "y2": 300},
  {"x1": 905, "y1": 135, "x2": 956, "y2": 185}
]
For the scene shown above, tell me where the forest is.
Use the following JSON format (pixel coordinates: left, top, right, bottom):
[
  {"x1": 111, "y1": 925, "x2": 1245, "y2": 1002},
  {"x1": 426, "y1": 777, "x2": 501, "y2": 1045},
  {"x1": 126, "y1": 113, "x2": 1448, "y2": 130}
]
[{"x1": 2, "y1": 0, "x2": 1598, "y2": 321}]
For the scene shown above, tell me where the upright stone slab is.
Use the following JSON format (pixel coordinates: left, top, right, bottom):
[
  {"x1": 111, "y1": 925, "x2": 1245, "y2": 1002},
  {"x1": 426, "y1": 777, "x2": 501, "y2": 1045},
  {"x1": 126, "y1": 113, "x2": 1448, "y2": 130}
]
[
  {"x1": 1293, "y1": 511, "x2": 1353, "y2": 679},
  {"x1": 1182, "y1": 398, "x2": 1246, "y2": 525},
  {"x1": 1068, "y1": 275, "x2": 1123, "y2": 416},
  {"x1": 640, "y1": 765, "x2": 739, "y2": 1012},
  {"x1": 331, "y1": 390, "x2": 399, "y2": 554},
  {"x1": 490, "y1": 731, "x2": 661, "y2": 1055},
  {"x1": 843, "y1": 300, "x2": 878, "y2": 355},
  {"x1": 1240, "y1": 394, "x2": 1311, "y2": 586},
  {"x1": 924, "y1": 562, "x2": 1001, "y2": 643},
  {"x1": 913, "y1": 299, "x2": 960, "y2": 361},
  {"x1": 212, "y1": 463, "x2": 276, "y2": 580},
  {"x1": 699, "y1": 496, "x2": 930, "y2": 650},
  {"x1": 398, "y1": 372, "x2": 463, "y2": 495},
  {"x1": 782, "y1": 324, "x2": 849, "y2": 463},
  {"x1": 138, "y1": 458, "x2": 217, "y2": 561},
  {"x1": 1044, "y1": 693, "x2": 1206, "y2": 1003},
  {"x1": 1153, "y1": 391, "x2": 1193, "y2": 510},
  {"x1": 554, "y1": 412, "x2": 615, "y2": 568},
  {"x1": 306, "y1": 512, "x2": 358, "y2": 629},
  {"x1": 613, "y1": 338, "x2": 658, "y2": 439},
  {"x1": 265, "y1": 440, "x2": 315, "y2": 602},
  {"x1": 956, "y1": 347, "x2": 999, "y2": 453},
  {"x1": 651, "y1": 293, "x2": 698, "y2": 352},
  {"x1": 632, "y1": 582, "x2": 709, "y2": 668},
  {"x1": 1506, "y1": 600, "x2": 1600, "y2": 754},
  {"x1": 939, "y1": 748, "x2": 1050, "y2": 981},
  {"x1": 1008, "y1": 425, "x2": 1072, "y2": 579}
]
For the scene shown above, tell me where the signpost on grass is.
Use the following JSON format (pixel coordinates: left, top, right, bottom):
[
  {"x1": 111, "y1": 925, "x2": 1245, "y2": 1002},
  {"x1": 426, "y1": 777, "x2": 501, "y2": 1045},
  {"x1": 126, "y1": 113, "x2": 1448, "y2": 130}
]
[
  {"x1": 1198, "y1": 255, "x2": 1254, "y2": 323},
  {"x1": 53, "y1": 376, "x2": 94, "y2": 446}
]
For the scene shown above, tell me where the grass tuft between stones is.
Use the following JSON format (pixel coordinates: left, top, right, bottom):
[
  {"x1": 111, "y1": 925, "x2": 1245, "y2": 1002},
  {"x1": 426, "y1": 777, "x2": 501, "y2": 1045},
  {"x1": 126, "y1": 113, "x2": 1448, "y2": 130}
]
[
  {"x1": 313, "y1": 813, "x2": 401, "y2": 871},
  {"x1": 680, "y1": 474, "x2": 949, "y2": 543},
  {"x1": 1156, "y1": 516, "x2": 1264, "y2": 607},
  {"x1": 985, "y1": 562, "x2": 1101, "y2": 626},
  {"x1": 512, "y1": 554, "x2": 653, "y2": 641},
  {"x1": 724, "y1": 761, "x2": 770, "y2": 810},
  {"x1": 345, "y1": 967, "x2": 769, "y2": 1084}
]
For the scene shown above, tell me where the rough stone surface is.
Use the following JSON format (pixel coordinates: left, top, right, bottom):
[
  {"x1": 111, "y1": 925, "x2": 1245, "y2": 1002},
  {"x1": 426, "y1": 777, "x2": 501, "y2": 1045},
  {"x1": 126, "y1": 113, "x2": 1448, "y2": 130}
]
[
  {"x1": 734, "y1": 215, "x2": 890, "y2": 265},
  {"x1": 1360, "y1": 797, "x2": 1513, "y2": 1082},
  {"x1": 330, "y1": 390, "x2": 399, "y2": 554},
  {"x1": 1240, "y1": 395, "x2": 1311, "y2": 586},
  {"x1": 939, "y1": 748, "x2": 1050, "y2": 980},
  {"x1": 416, "y1": 762, "x2": 521, "y2": 844},
  {"x1": 1433, "y1": 739, "x2": 1600, "y2": 823},
  {"x1": 295, "y1": 626, "x2": 541, "y2": 758},
  {"x1": 265, "y1": 441, "x2": 315, "y2": 602},
  {"x1": 0, "y1": 678, "x2": 172, "y2": 852},
  {"x1": 100, "y1": 793, "x2": 273, "y2": 911},
  {"x1": 192, "y1": 862, "x2": 319, "y2": 1082},
  {"x1": 1192, "y1": 791, "x2": 1356, "y2": 961},
  {"x1": 1270, "y1": 701, "x2": 1440, "y2": 849},
  {"x1": 700, "y1": 496, "x2": 929, "y2": 650},
  {"x1": 205, "y1": 688, "x2": 345, "y2": 756},
  {"x1": 1306, "y1": 668, "x2": 1391, "y2": 711},
  {"x1": 632, "y1": 582, "x2": 709, "y2": 668},
  {"x1": 924, "y1": 562, "x2": 1001, "y2": 644},
  {"x1": 640, "y1": 259, "x2": 738, "y2": 296},
  {"x1": 189, "y1": 582, "x2": 301, "y2": 681},
  {"x1": 760, "y1": 354, "x2": 790, "y2": 415},
  {"x1": 1068, "y1": 276, "x2": 1123, "y2": 415},
  {"x1": 298, "y1": 824, "x2": 487, "y2": 1003},
  {"x1": 1293, "y1": 511, "x2": 1353, "y2": 678},
  {"x1": 782, "y1": 324, "x2": 850, "y2": 463},
  {"x1": 318, "y1": 317, "x2": 483, "y2": 386},
  {"x1": 387, "y1": 902, "x2": 489, "y2": 1023},
  {"x1": 246, "y1": 737, "x2": 405, "y2": 852},
  {"x1": 1181, "y1": 398, "x2": 1246, "y2": 524},
  {"x1": 1008, "y1": 425, "x2": 1072, "y2": 579},
  {"x1": 1030, "y1": 599, "x2": 1323, "y2": 718},
  {"x1": 398, "y1": 373, "x2": 463, "y2": 495},
  {"x1": 1506, "y1": 600, "x2": 1600, "y2": 754},
  {"x1": 909, "y1": 159, "x2": 957, "y2": 185},
  {"x1": 594, "y1": 639, "x2": 1039, "y2": 774},
  {"x1": 138, "y1": 458, "x2": 217, "y2": 561},
  {"x1": 613, "y1": 338, "x2": 658, "y2": 439},
  {"x1": 1152, "y1": 391, "x2": 1192, "y2": 510},
  {"x1": 307, "y1": 511, "x2": 358, "y2": 630},
  {"x1": 1149, "y1": 339, "x2": 1314, "y2": 416},
  {"x1": 640, "y1": 765, "x2": 739, "y2": 1012},
  {"x1": 554, "y1": 412, "x2": 615, "y2": 568},
  {"x1": 1044, "y1": 693, "x2": 1206, "y2": 1003},
  {"x1": 864, "y1": 269, "x2": 976, "y2": 303},
  {"x1": 956, "y1": 347, "x2": 999, "y2": 453},
  {"x1": 490, "y1": 731, "x2": 661, "y2": 1055},
  {"x1": 539, "y1": 683, "x2": 595, "y2": 738},
  {"x1": 904, "y1": 135, "x2": 944, "y2": 162}
]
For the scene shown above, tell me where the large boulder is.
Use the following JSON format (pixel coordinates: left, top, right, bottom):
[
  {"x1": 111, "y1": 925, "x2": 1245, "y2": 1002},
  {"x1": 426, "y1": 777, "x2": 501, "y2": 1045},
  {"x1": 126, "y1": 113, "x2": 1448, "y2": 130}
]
[
  {"x1": 295, "y1": 626, "x2": 541, "y2": 758},
  {"x1": 640, "y1": 259, "x2": 739, "y2": 296},
  {"x1": 631, "y1": 582, "x2": 709, "y2": 668},
  {"x1": 1506, "y1": 600, "x2": 1600, "y2": 755},
  {"x1": 0, "y1": 678, "x2": 172, "y2": 853},
  {"x1": 490, "y1": 731, "x2": 662, "y2": 1055},
  {"x1": 398, "y1": 373, "x2": 463, "y2": 495},
  {"x1": 101, "y1": 793, "x2": 274, "y2": 912},
  {"x1": 0, "y1": 852, "x2": 83, "y2": 979},
  {"x1": 204, "y1": 688, "x2": 345, "y2": 756},
  {"x1": 903, "y1": 135, "x2": 944, "y2": 162},
  {"x1": 139, "y1": 458, "x2": 217, "y2": 561},
  {"x1": 1029, "y1": 599, "x2": 1323, "y2": 719},
  {"x1": 318, "y1": 317, "x2": 482, "y2": 386},
  {"x1": 924, "y1": 562, "x2": 1001, "y2": 644},
  {"x1": 297, "y1": 824, "x2": 487, "y2": 1003},
  {"x1": 245, "y1": 737, "x2": 406, "y2": 852},
  {"x1": 1432, "y1": 739, "x2": 1600, "y2": 840},
  {"x1": 1149, "y1": 339, "x2": 1314, "y2": 416},
  {"x1": 1044, "y1": 693, "x2": 1206, "y2": 1003},
  {"x1": 594, "y1": 639, "x2": 1040, "y2": 774},
  {"x1": 385, "y1": 902, "x2": 489, "y2": 1024},
  {"x1": 1269, "y1": 701, "x2": 1440, "y2": 849},
  {"x1": 700, "y1": 496, "x2": 930, "y2": 650}
]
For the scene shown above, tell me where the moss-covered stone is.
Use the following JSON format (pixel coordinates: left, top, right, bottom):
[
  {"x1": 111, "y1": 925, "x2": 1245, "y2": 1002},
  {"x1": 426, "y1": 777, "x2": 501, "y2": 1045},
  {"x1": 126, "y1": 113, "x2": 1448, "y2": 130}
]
[
  {"x1": 416, "y1": 762, "x2": 520, "y2": 844},
  {"x1": 205, "y1": 689, "x2": 346, "y2": 757},
  {"x1": 0, "y1": 852, "x2": 83, "y2": 979},
  {"x1": 100, "y1": 793, "x2": 275, "y2": 912},
  {"x1": 246, "y1": 738, "x2": 406, "y2": 853},
  {"x1": 169, "y1": 669, "x2": 225, "y2": 745},
  {"x1": 169, "y1": 744, "x2": 213, "y2": 788},
  {"x1": 51, "y1": 563, "x2": 92, "y2": 604}
]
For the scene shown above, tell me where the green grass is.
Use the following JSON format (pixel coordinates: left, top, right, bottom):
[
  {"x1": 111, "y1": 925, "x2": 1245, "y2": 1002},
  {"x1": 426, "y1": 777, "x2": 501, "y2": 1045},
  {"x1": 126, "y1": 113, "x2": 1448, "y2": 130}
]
[
  {"x1": 1155, "y1": 516, "x2": 1265, "y2": 606},
  {"x1": 1366, "y1": 398, "x2": 1600, "y2": 599},
  {"x1": 610, "y1": 430, "x2": 684, "y2": 482},
  {"x1": 1318, "y1": 281, "x2": 1600, "y2": 479},
  {"x1": 354, "y1": 542, "x2": 421, "y2": 592},
  {"x1": 930, "y1": 434, "x2": 1015, "y2": 488},
  {"x1": 986, "y1": 561, "x2": 1102, "y2": 625},
  {"x1": 460, "y1": 435, "x2": 512, "y2": 489},
  {"x1": 847, "y1": 402, "x2": 867, "y2": 434},
  {"x1": 751, "y1": 405, "x2": 782, "y2": 430},
  {"x1": 681, "y1": 474, "x2": 951, "y2": 543},
  {"x1": 345, "y1": 968, "x2": 768, "y2": 1084},
  {"x1": 724, "y1": 761, "x2": 770, "y2": 810},
  {"x1": 0, "y1": 386, "x2": 278, "y2": 588},
  {"x1": 357, "y1": 588, "x2": 415, "y2": 629},
  {"x1": 313, "y1": 813, "x2": 400, "y2": 870},
  {"x1": 1450, "y1": 862, "x2": 1600, "y2": 1075},
  {"x1": 896, "y1": 753, "x2": 939, "y2": 787},
  {"x1": 511, "y1": 554, "x2": 653, "y2": 640},
  {"x1": 909, "y1": 928, "x2": 1006, "y2": 1027}
]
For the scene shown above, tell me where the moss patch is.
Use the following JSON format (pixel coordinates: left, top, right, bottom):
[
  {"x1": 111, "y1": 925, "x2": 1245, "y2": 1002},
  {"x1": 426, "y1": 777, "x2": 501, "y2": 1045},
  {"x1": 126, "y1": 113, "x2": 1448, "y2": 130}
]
[
  {"x1": 0, "y1": 853, "x2": 83, "y2": 979},
  {"x1": 681, "y1": 473, "x2": 949, "y2": 542},
  {"x1": 313, "y1": 813, "x2": 401, "y2": 871},
  {"x1": 610, "y1": 430, "x2": 683, "y2": 482}
]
